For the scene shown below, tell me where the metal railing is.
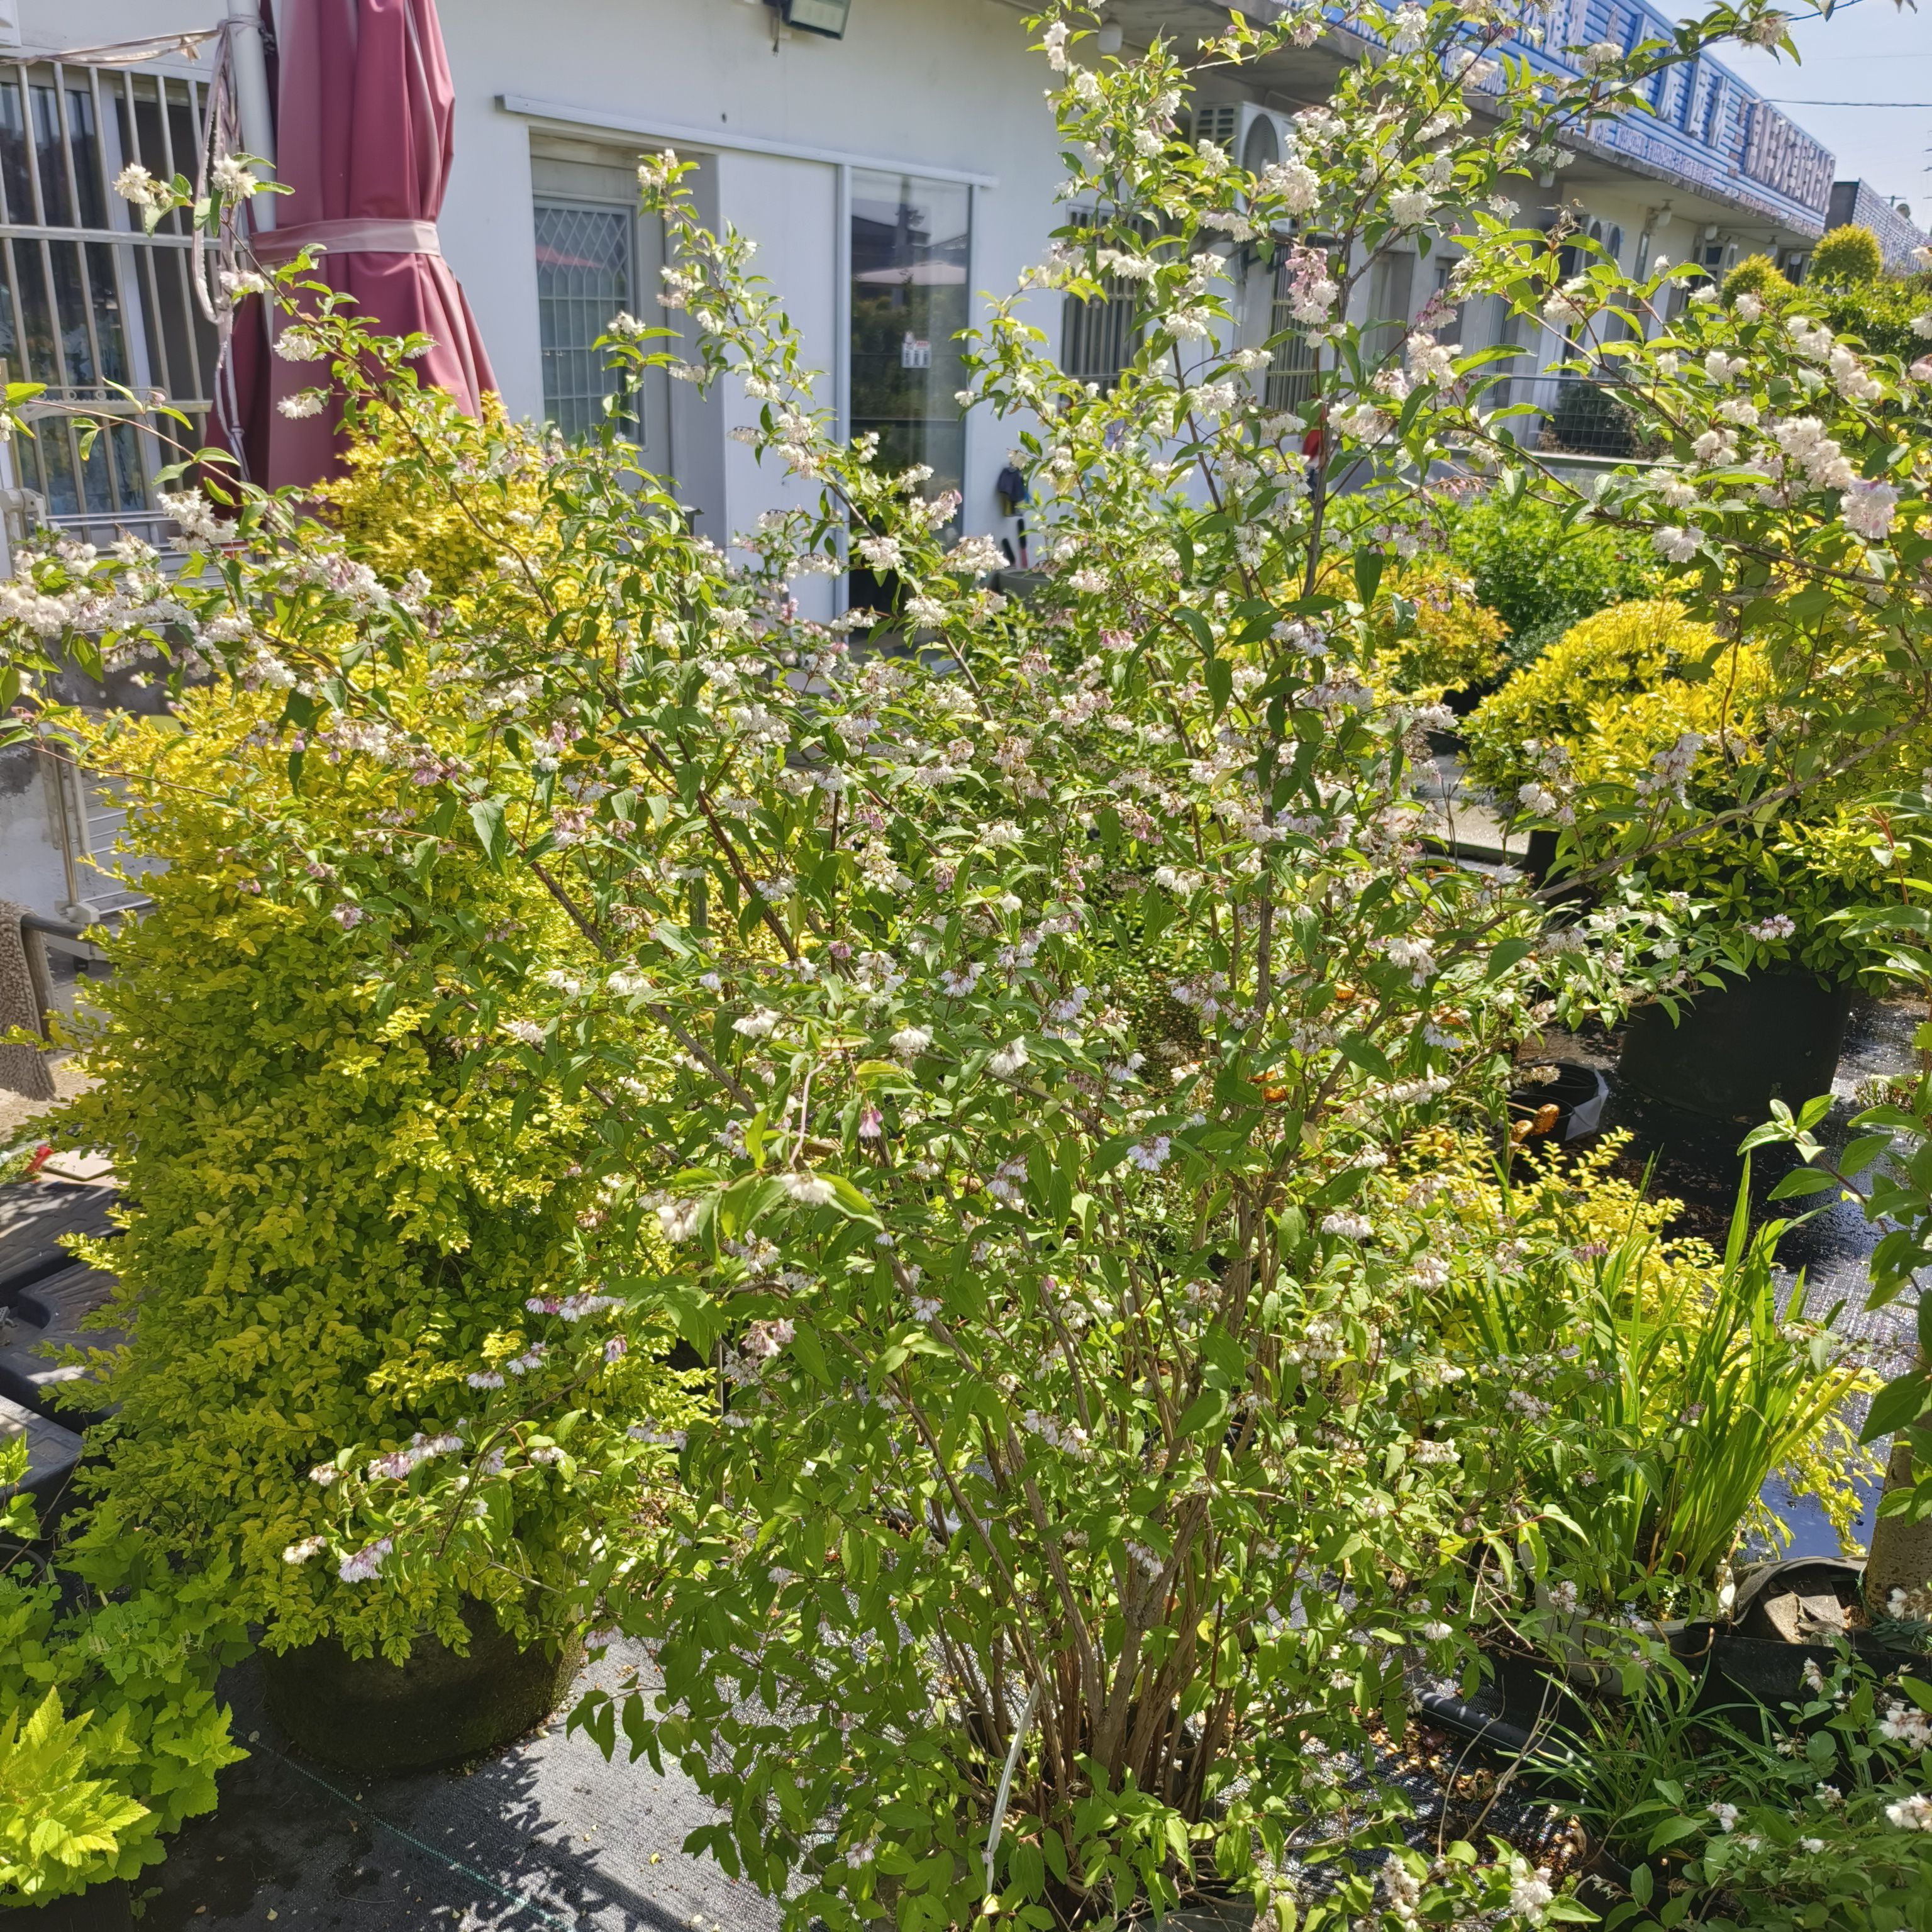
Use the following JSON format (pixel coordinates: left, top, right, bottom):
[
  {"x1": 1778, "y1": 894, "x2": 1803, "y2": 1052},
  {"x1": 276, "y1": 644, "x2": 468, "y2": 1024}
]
[
  {"x1": 41, "y1": 747, "x2": 153, "y2": 925},
  {"x1": 1516, "y1": 373, "x2": 1658, "y2": 462},
  {"x1": 0, "y1": 57, "x2": 219, "y2": 548}
]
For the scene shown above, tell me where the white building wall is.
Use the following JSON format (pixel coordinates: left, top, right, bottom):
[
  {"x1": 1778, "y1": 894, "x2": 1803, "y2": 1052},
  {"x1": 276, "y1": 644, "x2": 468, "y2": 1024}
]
[{"x1": 437, "y1": 0, "x2": 1065, "y2": 557}]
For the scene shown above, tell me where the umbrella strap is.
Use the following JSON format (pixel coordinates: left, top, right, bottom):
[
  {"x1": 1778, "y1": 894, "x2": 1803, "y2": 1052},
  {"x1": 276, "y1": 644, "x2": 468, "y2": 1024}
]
[{"x1": 255, "y1": 218, "x2": 443, "y2": 263}]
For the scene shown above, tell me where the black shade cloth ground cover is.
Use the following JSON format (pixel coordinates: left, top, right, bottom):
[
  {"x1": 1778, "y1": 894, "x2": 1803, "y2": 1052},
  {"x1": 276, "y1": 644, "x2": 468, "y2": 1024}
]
[{"x1": 146, "y1": 1641, "x2": 783, "y2": 1932}]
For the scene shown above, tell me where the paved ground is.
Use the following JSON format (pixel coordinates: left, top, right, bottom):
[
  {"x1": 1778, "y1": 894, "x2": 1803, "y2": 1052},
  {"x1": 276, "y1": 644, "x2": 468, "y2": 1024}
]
[
  {"x1": 148, "y1": 1644, "x2": 784, "y2": 1932},
  {"x1": 1413, "y1": 741, "x2": 1528, "y2": 865}
]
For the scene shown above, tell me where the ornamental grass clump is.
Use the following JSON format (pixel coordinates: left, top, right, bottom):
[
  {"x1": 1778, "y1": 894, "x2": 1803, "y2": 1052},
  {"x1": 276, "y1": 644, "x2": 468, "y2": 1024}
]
[
  {"x1": 1379, "y1": 1131, "x2": 1877, "y2": 1602},
  {"x1": 6, "y1": 0, "x2": 1932, "y2": 1924}
]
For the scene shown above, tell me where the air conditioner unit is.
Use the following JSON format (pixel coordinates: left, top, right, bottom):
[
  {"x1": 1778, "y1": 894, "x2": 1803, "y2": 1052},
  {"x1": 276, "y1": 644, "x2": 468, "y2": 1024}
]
[{"x1": 1189, "y1": 101, "x2": 1296, "y2": 178}]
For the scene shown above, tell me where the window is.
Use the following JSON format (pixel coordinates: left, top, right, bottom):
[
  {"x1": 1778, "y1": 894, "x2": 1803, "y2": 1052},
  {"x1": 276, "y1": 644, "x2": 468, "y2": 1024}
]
[
  {"x1": 0, "y1": 57, "x2": 219, "y2": 543},
  {"x1": 1485, "y1": 294, "x2": 1525, "y2": 407},
  {"x1": 1263, "y1": 252, "x2": 1318, "y2": 416},
  {"x1": 531, "y1": 143, "x2": 669, "y2": 449},
  {"x1": 1429, "y1": 257, "x2": 1465, "y2": 352},
  {"x1": 1360, "y1": 249, "x2": 1413, "y2": 372},
  {"x1": 534, "y1": 202, "x2": 634, "y2": 438},
  {"x1": 1060, "y1": 211, "x2": 1144, "y2": 393},
  {"x1": 848, "y1": 169, "x2": 969, "y2": 498}
]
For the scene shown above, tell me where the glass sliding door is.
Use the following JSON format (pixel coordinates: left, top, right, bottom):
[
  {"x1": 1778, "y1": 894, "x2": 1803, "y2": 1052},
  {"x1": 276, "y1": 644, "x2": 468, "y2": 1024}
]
[{"x1": 847, "y1": 169, "x2": 968, "y2": 609}]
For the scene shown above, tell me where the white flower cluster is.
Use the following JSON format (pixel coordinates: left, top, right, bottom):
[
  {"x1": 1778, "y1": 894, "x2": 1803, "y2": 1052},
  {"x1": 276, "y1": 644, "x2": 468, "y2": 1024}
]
[
  {"x1": 1635, "y1": 731, "x2": 1704, "y2": 801},
  {"x1": 1021, "y1": 1409, "x2": 1091, "y2": 1458},
  {"x1": 1885, "y1": 1793, "x2": 1932, "y2": 1831},
  {"x1": 367, "y1": 1431, "x2": 464, "y2": 1481},
  {"x1": 525, "y1": 1292, "x2": 621, "y2": 1321},
  {"x1": 111, "y1": 162, "x2": 174, "y2": 211},
  {"x1": 337, "y1": 1538, "x2": 393, "y2": 1584},
  {"x1": 1879, "y1": 1701, "x2": 1932, "y2": 1750}
]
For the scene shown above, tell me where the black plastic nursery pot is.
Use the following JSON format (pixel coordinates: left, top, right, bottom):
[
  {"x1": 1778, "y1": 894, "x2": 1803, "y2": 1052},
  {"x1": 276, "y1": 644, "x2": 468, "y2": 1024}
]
[
  {"x1": 12, "y1": 1881, "x2": 133, "y2": 1929},
  {"x1": 260, "y1": 1597, "x2": 582, "y2": 1775},
  {"x1": 1618, "y1": 970, "x2": 1853, "y2": 1124},
  {"x1": 1508, "y1": 1061, "x2": 1609, "y2": 1143}
]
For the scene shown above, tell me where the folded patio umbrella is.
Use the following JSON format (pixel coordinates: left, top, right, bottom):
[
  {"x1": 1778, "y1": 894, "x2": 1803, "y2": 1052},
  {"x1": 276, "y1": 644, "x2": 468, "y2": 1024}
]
[{"x1": 238, "y1": 0, "x2": 494, "y2": 487}]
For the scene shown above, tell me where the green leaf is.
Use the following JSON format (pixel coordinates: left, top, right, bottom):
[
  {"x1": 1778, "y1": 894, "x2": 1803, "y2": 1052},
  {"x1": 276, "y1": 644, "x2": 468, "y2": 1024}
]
[
  {"x1": 1352, "y1": 547, "x2": 1384, "y2": 606},
  {"x1": 1860, "y1": 1368, "x2": 1931, "y2": 1444},
  {"x1": 1838, "y1": 1133, "x2": 1892, "y2": 1177},
  {"x1": 1205, "y1": 655, "x2": 1233, "y2": 718},
  {"x1": 1484, "y1": 937, "x2": 1534, "y2": 982},
  {"x1": 1177, "y1": 1389, "x2": 1231, "y2": 1439},
  {"x1": 1767, "y1": 1165, "x2": 1838, "y2": 1200},
  {"x1": 469, "y1": 796, "x2": 508, "y2": 863},
  {"x1": 789, "y1": 1321, "x2": 832, "y2": 1387},
  {"x1": 1335, "y1": 1034, "x2": 1392, "y2": 1080},
  {"x1": 1174, "y1": 607, "x2": 1214, "y2": 654},
  {"x1": 1645, "y1": 1815, "x2": 1703, "y2": 1854}
]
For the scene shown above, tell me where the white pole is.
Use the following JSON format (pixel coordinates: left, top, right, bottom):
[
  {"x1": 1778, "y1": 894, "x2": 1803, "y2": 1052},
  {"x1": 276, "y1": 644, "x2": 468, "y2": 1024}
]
[{"x1": 226, "y1": 0, "x2": 277, "y2": 231}]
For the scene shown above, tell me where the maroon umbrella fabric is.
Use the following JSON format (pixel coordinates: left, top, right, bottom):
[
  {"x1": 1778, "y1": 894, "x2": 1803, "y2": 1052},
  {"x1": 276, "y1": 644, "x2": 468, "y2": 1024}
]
[{"x1": 246, "y1": 0, "x2": 494, "y2": 488}]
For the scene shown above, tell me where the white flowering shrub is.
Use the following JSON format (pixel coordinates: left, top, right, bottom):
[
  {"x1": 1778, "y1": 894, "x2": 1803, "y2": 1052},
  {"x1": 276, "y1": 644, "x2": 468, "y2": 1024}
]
[
  {"x1": 4, "y1": 0, "x2": 1926, "y2": 1924},
  {"x1": 1572, "y1": 1649, "x2": 1932, "y2": 1929}
]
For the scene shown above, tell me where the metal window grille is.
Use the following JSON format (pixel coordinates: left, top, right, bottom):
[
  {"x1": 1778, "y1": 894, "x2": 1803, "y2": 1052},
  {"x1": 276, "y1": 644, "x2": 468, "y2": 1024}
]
[
  {"x1": 0, "y1": 58, "x2": 219, "y2": 547},
  {"x1": 1059, "y1": 214, "x2": 1141, "y2": 393},
  {"x1": 1264, "y1": 254, "x2": 1318, "y2": 415},
  {"x1": 533, "y1": 198, "x2": 635, "y2": 440}
]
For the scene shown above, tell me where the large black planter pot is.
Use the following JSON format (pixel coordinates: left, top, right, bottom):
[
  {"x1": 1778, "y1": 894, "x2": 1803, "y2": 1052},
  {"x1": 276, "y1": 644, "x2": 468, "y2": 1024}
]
[
  {"x1": 1618, "y1": 970, "x2": 1853, "y2": 1123},
  {"x1": 261, "y1": 1599, "x2": 582, "y2": 1775},
  {"x1": 13, "y1": 1882, "x2": 133, "y2": 1929}
]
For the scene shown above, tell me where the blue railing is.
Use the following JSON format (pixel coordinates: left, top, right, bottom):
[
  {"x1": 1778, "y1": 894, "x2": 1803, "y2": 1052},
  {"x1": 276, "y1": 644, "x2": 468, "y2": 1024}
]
[
  {"x1": 1321, "y1": 0, "x2": 1835, "y2": 236},
  {"x1": 1487, "y1": 0, "x2": 1833, "y2": 234}
]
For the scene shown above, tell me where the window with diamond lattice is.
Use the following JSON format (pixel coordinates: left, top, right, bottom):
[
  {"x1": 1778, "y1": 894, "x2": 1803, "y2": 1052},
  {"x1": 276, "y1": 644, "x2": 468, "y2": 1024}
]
[
  {"x1": 1264, "y1": 253, "x2": 1320, "y2": 416},
  {"x1": 534, "y1": 199, "x2": 636, "y2": 440}
]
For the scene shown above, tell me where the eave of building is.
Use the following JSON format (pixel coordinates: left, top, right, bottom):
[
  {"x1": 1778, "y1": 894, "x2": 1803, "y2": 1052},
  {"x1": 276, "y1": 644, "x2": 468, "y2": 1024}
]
[{"x1": 996, "y1": 1, "x2": 1829, "y2": 244}]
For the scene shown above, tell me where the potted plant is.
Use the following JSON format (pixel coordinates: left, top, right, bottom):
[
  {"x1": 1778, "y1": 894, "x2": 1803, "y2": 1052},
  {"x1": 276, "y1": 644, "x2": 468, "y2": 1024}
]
[
  {"x1": 0, "y1": 1443, "x2": 247, "y2": 1918},
  {"x1": 6, "y1": 1, "x2": 1929, "y2": 1923},
  {"x1": 1466, "y1": 598, "x2": 1923, "y2": 1121},
  {"x1": 37, "y1": 660, "x2": 697, "y2": 1779}
]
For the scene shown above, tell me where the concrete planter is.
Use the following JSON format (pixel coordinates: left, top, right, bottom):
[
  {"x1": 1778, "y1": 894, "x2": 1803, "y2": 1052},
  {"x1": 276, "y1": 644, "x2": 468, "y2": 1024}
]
[{"x1": 261, "y1": 1599, "x2": 581, "y2": 1776}]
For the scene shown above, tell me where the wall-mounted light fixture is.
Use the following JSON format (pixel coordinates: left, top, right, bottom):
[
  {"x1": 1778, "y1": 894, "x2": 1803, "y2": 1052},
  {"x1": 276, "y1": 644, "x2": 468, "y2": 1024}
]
[
  {"x1": 1096, "y1": 21, "x2": 1123, "y2": 53},
  {"x1": 767, "y1": 0, "x2": 850, "y2": 38}
]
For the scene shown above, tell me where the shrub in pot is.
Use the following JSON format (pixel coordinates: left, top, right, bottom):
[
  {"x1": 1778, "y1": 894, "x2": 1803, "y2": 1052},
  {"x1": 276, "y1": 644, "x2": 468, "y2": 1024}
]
[
  {"x1": 0, "y1": 1448, "x2": 247, "y2": 1908},
  {"x1": 1360, "y1": 557, "x2": 1510, "y2": 705},
  {"x1": 1441, "y1": 491, "x2": 1664, "y2": 672},
  {"x1": 1467, "y1": 597, "x2": 1927, "y2": 1116},
  {"x1": 42, "y1": 674, "x2": 696, "y2": 1772}
]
